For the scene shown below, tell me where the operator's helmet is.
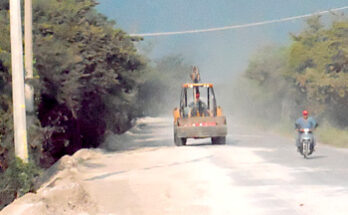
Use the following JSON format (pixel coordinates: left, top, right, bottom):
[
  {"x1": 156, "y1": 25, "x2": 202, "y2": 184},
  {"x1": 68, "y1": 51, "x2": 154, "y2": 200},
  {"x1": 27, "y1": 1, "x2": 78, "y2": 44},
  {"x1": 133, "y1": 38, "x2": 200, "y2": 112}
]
[
  {"x1": 302, "y1": 110, "x2": 308, "y2": 116},
  {"x1": 195, "y1": 92, "x2": 200, "y2": 99}
]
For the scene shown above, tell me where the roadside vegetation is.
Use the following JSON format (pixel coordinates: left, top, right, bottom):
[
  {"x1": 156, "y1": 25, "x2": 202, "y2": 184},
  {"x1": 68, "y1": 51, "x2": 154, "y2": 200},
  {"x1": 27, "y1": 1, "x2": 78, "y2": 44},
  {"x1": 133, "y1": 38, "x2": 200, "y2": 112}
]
[
  {"x1": 0, "y1": 0, "x2": 149, "y2": 208},
  {"x1": 0, "y1": 159, "x2": 40, "y2": 207},
  {"x1": 231, "y1": 16, "x2": 348, "y2": 146},
  {"x1": 0, "y1": 0, "x2": 191, "y2": 208},
  {"x1": 138, "y1": 55, "x2": 191, "y2": 116}
]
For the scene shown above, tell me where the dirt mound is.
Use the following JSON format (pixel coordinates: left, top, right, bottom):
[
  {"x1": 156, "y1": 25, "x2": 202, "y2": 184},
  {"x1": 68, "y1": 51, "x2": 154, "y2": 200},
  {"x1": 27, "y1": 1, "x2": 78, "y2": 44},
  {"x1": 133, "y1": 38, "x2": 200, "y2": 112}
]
[{"x1": 0, "y1": 149, "x2": 103, "y2": 215}]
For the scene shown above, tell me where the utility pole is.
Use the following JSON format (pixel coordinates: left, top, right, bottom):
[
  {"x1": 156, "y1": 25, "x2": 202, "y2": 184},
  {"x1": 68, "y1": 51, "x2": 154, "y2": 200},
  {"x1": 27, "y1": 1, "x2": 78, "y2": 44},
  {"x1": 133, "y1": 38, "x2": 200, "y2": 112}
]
[
  {"x1": 25, "y1": 0, "x2": 34, "y2": 113},
  {"x1": 10, "y1": 0, "x2": 29, "y2": 163}
]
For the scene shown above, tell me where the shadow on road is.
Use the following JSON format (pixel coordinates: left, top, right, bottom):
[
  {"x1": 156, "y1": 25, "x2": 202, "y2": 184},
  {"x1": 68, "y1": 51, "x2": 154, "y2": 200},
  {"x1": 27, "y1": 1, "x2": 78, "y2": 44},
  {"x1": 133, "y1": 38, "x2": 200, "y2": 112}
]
[
  {"x1": 186, "y1": 137, "x2": 239, "y2": 147},
  {"x1": 84, "y1": 155, "x2": 212, "y2": 181},
  {"x1": 187, "y1": 142, "x2": 212, "y2": 147},
  {"x1": 306, "y1": 155, "x2": 327, "y2": 160}
]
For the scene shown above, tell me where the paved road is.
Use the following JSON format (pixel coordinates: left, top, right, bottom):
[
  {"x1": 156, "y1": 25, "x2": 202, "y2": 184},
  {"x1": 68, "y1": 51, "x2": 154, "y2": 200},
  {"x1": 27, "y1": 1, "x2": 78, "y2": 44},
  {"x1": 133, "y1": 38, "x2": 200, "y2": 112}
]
[
  {"x1": 2, "y1": 117, "x2": 348, "y2": 215},
  {"x1": 85, "y1": 117, "x2": 348, "y2": 215}
]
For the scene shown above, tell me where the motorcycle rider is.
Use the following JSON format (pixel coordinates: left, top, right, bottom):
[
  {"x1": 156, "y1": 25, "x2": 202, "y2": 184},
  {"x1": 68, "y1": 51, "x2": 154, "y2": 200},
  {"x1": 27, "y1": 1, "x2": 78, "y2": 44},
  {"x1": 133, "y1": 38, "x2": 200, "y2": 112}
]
[{"x1": 295, "y1": 110, "x2": 318, "y2": 154}]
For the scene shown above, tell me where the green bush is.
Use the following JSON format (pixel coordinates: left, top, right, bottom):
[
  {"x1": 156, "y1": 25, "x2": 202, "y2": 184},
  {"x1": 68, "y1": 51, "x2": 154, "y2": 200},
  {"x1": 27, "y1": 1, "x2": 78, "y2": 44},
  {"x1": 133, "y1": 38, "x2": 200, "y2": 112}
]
[
  {"x1": 0, "y1": 158, "x2": 41, "y2": 209},
  {"x1": 317, "y1": 123, "x2": 348, "y2": 147}
]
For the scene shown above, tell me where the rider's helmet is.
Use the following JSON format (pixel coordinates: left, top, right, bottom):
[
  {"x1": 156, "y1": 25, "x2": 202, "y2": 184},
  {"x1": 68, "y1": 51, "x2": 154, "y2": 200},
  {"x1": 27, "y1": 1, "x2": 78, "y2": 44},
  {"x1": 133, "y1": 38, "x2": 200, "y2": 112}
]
[{"x1": 302, "y1": 110, "x2": 308, "y2": 116}]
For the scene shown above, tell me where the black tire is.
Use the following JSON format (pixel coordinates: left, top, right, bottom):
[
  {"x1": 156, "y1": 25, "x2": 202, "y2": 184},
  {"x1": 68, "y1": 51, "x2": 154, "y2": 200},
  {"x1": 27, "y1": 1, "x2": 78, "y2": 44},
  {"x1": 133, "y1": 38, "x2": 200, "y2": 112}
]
[
  {"x1": 174, "y1": 132, "x2": 187, "y2": 146},
  {"x1": 303, "y1": 142, "x2": 309, "y2": 159},
  {"x1": 211, "y1": 136, "x2": 226, "y2": 145},
  {"x1": 309, "y1": 143, "x2": 314, "y2": 155},
  {"x1": 298, "y1": 146, "x2": 303, "y2": 155}
]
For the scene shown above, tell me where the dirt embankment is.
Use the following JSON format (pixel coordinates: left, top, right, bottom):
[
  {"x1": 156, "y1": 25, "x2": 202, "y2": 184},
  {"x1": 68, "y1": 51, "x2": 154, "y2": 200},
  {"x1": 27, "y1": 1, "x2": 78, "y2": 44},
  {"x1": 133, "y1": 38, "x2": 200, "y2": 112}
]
[
  {"x1": 0, "y1": 117, "x2": 171, "y2": 215},
  {"x1": 0, "y1": 149, "x2": 104, "y2": 215}
]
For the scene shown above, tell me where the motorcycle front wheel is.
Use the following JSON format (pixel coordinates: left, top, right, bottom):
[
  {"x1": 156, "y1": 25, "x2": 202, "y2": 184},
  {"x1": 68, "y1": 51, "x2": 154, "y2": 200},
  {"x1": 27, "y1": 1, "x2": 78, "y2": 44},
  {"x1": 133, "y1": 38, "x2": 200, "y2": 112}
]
[{"x1": 303, "y1": 142, "x2": 309, "y2": 159}]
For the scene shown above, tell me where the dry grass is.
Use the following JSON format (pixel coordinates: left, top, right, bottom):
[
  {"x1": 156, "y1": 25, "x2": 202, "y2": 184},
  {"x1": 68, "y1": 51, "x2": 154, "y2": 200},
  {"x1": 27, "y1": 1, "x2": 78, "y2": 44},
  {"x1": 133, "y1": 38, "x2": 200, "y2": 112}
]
[
  {"x1": 317, "y1": 124, "x2": 348, "y2": 147},
  {"x1": 243, "y1": 117, "x2": 348, "y2": 148}
]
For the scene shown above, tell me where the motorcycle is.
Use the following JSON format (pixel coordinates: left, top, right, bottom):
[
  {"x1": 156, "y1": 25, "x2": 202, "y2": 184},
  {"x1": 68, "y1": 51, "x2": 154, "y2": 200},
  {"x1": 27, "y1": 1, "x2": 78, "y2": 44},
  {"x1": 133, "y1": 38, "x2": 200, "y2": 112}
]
[{"x1": 299, "y1": 128, "x2": 314, "y2": 158}]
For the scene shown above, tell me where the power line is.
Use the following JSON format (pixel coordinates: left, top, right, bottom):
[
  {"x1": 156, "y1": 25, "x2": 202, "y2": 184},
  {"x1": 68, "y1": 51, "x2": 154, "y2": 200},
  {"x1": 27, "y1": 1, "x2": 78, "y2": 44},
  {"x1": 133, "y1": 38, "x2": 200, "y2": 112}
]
[{"x1": 130, "y1": 6, "x2": 348, "y2": 37}]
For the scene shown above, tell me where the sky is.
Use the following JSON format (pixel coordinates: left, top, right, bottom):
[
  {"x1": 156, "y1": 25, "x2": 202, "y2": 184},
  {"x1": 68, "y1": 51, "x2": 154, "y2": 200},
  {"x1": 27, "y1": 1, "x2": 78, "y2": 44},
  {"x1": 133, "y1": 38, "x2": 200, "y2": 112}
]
[{"x1": 96, "y1": 0, "x2": 348, "y2": 82}]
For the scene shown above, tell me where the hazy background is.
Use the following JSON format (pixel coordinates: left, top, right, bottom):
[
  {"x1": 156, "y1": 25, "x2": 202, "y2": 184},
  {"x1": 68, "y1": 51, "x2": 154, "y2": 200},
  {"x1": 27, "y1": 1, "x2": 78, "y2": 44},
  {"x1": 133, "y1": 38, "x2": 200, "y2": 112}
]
[
  {"x1": 96, "y1": 0, "x2": 347, "y2": 82},
  {"x1": 96, "y1": 0, "x2": 348, "y2": 148}
]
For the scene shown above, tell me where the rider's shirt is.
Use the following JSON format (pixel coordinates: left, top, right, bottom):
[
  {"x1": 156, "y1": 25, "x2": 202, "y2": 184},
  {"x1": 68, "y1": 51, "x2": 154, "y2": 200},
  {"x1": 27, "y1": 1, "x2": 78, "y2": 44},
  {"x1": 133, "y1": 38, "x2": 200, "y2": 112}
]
[{"x1": 295, "y1": 117, "x2": 317, "y2": 129}]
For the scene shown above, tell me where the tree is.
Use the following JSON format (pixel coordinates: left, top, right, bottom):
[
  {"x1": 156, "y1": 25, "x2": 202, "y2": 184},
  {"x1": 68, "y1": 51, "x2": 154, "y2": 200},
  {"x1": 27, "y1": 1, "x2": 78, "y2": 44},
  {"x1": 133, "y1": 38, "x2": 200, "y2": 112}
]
[
  {"x1": 137, "y1": 55, "x2": 191, "y2": 115},
  {"x1": 32, "y1": 0, "x2": 146, "y2": 165},
  {"x1": 288, "y1": 16, "x2": 348, "y2": 126},
  {"x1": 243, "y1": 46, "x2": 298, "y2": 121},
  {"x1": 0, "y1": 0, "x2": 14, "y2": 171}
]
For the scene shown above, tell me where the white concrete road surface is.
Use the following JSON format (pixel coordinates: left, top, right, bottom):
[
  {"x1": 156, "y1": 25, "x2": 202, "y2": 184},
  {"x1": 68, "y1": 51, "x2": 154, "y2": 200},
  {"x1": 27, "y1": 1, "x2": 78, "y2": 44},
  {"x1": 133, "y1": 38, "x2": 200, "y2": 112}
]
[{"x1": 2, "y1": 117, "x2": 348, "y2": 215}]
